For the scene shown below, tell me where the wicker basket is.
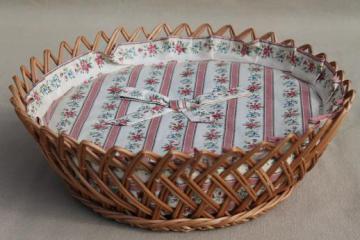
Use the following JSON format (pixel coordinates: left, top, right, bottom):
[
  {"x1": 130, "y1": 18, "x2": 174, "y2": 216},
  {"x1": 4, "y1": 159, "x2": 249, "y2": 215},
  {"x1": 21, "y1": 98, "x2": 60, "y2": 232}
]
[{"x1": 9, "y1": 24, "x2": 355, "y2": 231}]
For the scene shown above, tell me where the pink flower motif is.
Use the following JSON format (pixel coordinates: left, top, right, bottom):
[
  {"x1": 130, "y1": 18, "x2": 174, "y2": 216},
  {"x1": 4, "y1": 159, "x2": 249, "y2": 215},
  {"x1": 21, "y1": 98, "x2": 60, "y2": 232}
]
[
  {"x1": 63, "y1": 109, "x2": 76, "y2": 118},
  {"x1": 227, "y1": 88, "x2": 239, "y2": 95},
  {"x1": 262, "y1": 45, "x2": 273, "y2": 57},
  {"x1": 305, "y1": 60, "x2": 316, "y2": 72},
  {"x1": 153, "y1": 63, "x2": 164, "y2": 69},
  {"x1": 33, "y1": 91, "x2": 41, "y2": 102},
  {"x1": 285, "y1": 89, "x2": 298, "y2": 98},
  {"x1": 204, "y1": 129, "x2": 221, "y2": 141},
  {"x1": 70, "y1": 92, "x2": 84, "y2": 100},
  {"x1": 93, "y1": 122, "x2": 107, "y2": 130},
  {"x1": 283, "y1": 109, "x2": 299, "y2": 118},
  {"x1": 178, "y1": 87, "x2": 192, "y2": 96},
  {"x1": 107, "y1": 85, "x2": 125, "y2": 94},
  {"x1": 287, "y1": 52, "x2": 297, "y2": 65},
  {"x1": 244, "y1": 121, "x2": 260, "y2": 129},
  {"x1": 149, "y1": 95, "x2": 161, "y2": 103},
  {"x1": 79, "y1": 60, "x2": 91, "y2": 73},
  {"x1": 95, "y1": 54, "x2": 104, "y2": 67},
  {"x1": 175, "y1": 43, "x2": 186, "y2": 54},
  {"x1": 129, "y1": 132, "x2": 144, "y2": 142},
  {"x1": 151, "y1": 105, "x2": 165, "y2": 113},
  {"x1": 248, "y1": 102, "x2": 262, "y2": 110},
  {"x1": 211, "y1": 111, "x2": 224, "y2": 121},
  {"x1": 162, "y1": 142, "x2": 178, "y2": 151},
  {"x1": 247, "y1": 83, "x2": 261, "y2": 92},
  {"x1": 145, "y1": 78, "x2": 159, "y2": 85},
  {"x1": 215, "y1": 75, "x2": 228, "y2": 84},
  {"x1": 117, "y1": 119, "x2": 130, "y2": 126},
  {"x1": 241, "y1": 45, "x2": 250, "y2": 56},
  {"x1": 147, "y1": 44, "x2": 157, "y2": 54},
  {"x1": 103, "y1": 102, "x2": 116, "y2": 110},
  {"x1": 180, "y1": 69, "x2": 194, "y2": 78},
  {"x1": 170, "y1": 121, "x2": 184, "y2": 132}
]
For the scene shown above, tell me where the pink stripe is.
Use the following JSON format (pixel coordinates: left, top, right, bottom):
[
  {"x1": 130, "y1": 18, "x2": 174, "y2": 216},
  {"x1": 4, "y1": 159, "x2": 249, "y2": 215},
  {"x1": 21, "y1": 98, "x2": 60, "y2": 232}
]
[
  {"x1": 103, "y1": 65, "x2": 143, "y2": 149},
  {"x1": 299, "y1": 81, "x2": 311, "y2": 132},
  {"x1": 222, "y1": 62, "x2": 240, "y2": 150},
  {"x1": 44, "y1": 88, "x2": 74, "y2": 125},
  {"x1": 264, "y1": 67, "x2": 274, "y2": 141},
  {"x1": 44, "y1": 97, "x2": 61, "y2": 125},
  {"x1": 143, "y1": 117, "x2": 162, "y2": 151},
  {"x1": 169, "y1": 100, "x2": 178, "y2": 110},
  {"x1": 143, "y1": 61, "x2": 177, "y2": 151},
  {"x1": 182, "y1": 61, "x2": 208, "y2": 153},
  {"x1": 69, "y1": 76, "x2": 105, "y2": 139},
  {"x1": 182, "y1": 124, "x2": 197, "y2": 153}
]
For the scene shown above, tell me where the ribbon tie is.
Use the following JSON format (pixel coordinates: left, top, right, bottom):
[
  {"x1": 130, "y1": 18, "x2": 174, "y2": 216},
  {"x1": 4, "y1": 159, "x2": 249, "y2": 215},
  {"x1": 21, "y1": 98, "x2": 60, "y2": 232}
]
[{"x1": 102, "y1": 87, "x2": 249, "y2": 126}]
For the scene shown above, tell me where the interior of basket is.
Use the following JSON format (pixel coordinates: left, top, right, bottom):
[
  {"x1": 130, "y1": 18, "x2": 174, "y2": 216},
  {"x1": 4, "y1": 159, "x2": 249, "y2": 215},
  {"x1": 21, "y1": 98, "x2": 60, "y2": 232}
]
[{"x1": 25, "y1": 36, "x2": 344, "y2": 156}]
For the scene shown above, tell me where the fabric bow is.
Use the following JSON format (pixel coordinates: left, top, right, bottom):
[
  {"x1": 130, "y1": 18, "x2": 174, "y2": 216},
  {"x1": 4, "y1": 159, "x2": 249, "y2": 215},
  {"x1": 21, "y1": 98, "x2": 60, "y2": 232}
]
[{"x1": 103, "y1": 87, "x2": 249, "y2": 126}]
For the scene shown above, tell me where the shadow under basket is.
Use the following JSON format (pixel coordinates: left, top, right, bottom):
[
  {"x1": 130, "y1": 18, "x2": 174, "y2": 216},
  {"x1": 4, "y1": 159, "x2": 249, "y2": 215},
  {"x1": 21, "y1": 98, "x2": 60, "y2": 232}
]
[{"x1": 9, "y1": 24, "x2": 355, "y2": 231}]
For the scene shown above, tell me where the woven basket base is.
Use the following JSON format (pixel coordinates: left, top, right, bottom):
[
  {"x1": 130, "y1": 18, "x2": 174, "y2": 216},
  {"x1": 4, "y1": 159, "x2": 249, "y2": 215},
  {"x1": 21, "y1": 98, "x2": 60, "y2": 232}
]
[{"x1": 70, "y1": 186, "x2": 295, "y2": 232}]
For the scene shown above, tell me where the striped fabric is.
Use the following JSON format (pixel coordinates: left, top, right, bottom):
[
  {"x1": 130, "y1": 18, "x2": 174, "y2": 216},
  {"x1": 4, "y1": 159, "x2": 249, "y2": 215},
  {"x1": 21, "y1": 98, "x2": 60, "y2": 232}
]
[
  {"x1": 103, "y1": 64, "x2": 144, "y2": 149},
  {"x1": 47, "y1": 60, "x2": 322, "y2": 155},
  {"x1": 182, "y1": 61, "x2": 208, "y2": 153}
]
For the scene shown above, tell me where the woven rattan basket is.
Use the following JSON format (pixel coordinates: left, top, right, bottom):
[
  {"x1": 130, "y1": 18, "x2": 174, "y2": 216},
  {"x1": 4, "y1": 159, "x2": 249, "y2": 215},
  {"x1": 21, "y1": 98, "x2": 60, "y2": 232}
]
[{"x1": 9, "y1": 24, "x2": 355, "y2": 231}]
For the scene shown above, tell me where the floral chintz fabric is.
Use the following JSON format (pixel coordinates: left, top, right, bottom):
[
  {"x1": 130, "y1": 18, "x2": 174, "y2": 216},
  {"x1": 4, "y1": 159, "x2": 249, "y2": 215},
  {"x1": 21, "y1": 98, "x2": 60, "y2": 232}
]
[
  {"x1": 44, "y1": 60, "x2": 321, "y2": 155},
  {"x1": 27, "y1": 36, "x2": 344, "y2": 156}
]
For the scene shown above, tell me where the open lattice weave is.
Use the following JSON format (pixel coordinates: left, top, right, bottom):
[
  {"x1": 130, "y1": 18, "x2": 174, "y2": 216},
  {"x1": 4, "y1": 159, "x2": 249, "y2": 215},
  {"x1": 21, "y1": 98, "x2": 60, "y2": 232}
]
[{"x1": 9, "y1": 24, "x2": 355, "y2": 231}]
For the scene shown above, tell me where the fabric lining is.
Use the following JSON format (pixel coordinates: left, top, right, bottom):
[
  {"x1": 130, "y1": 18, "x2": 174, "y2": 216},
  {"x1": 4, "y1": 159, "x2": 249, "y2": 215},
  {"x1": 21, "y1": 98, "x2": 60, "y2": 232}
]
[{"x1": 46, "y1": 60, "x2": 321, "y2": 155}]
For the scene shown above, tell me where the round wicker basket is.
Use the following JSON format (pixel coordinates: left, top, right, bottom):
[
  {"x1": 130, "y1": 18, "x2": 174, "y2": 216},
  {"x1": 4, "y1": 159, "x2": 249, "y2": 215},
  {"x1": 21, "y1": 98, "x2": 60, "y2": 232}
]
[{"x1": 9, "y1": 24, "x2": 355, "y2": 231}]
